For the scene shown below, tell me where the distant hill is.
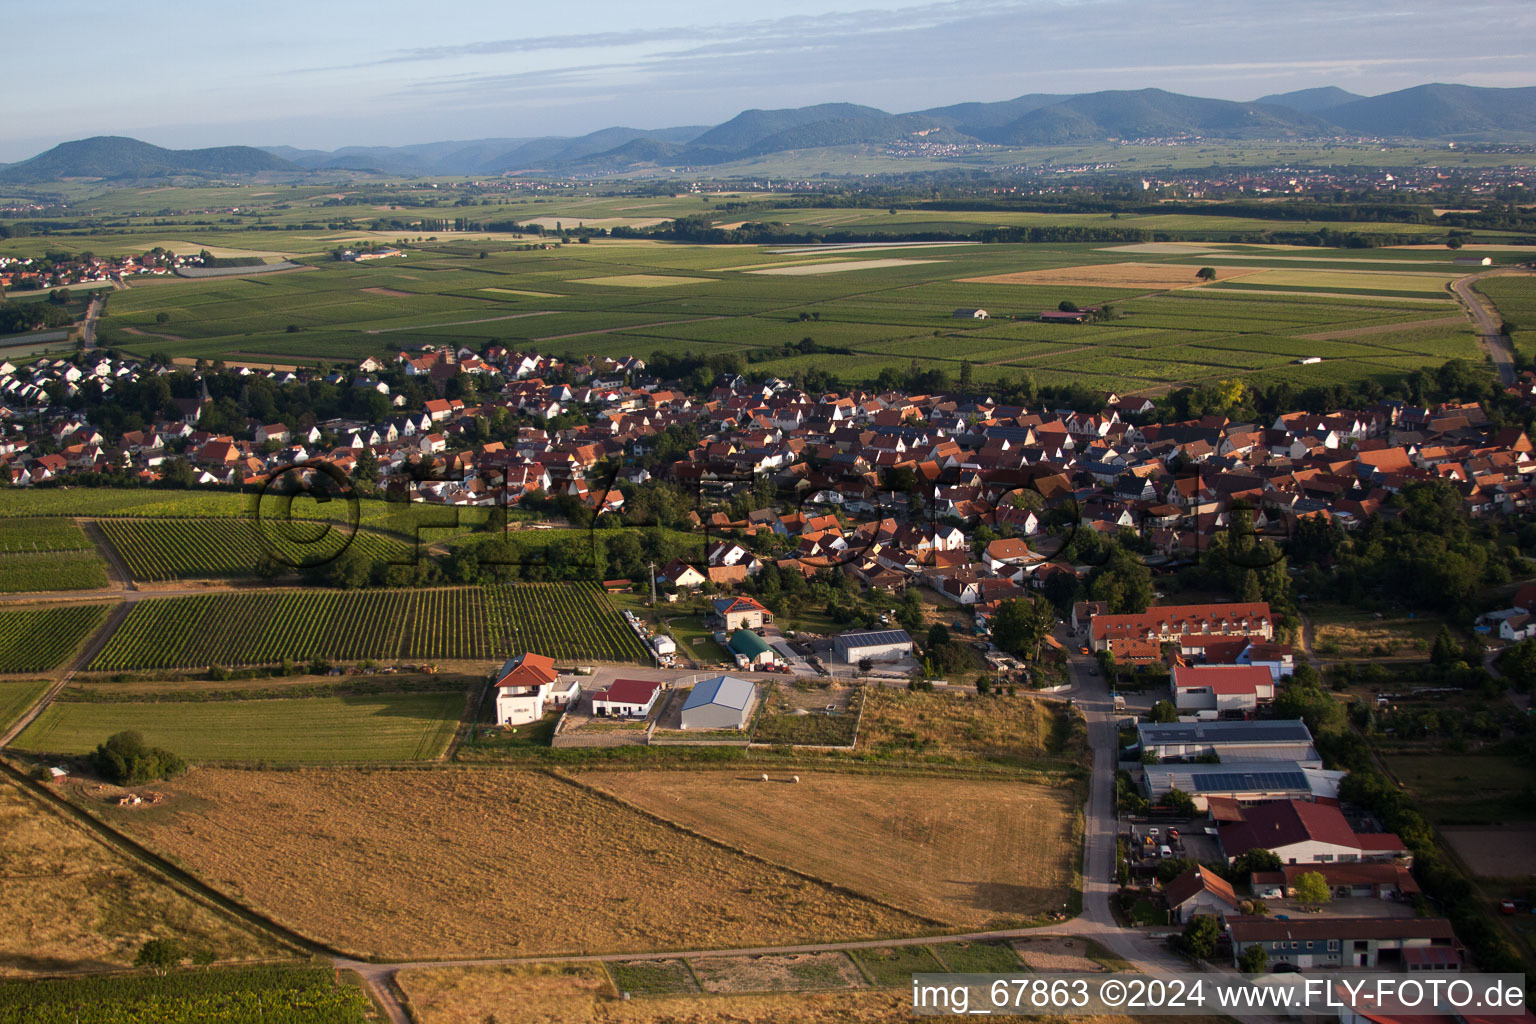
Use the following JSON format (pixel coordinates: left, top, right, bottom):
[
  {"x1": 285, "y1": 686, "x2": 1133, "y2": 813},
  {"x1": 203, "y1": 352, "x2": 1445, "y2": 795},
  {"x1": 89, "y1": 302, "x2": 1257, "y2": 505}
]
[
  {"x1": 16, "y1": 83, "x2": 1536, "y2": 183},
  {"x1": 987, "y1": 89, "x2": 1331, "y2": 145},
  {"x1": 917, "y1": 94, "x2": 1074, "y2": 133},
  {"x1": 688, "y1": 103, "x2": 893, "y2": 152},
  {"x1": 0, "y1": 136, "x2": 294, "y2": 183},
  {"x1": 1324, "y1": 83, "x2": 1536, "y2": 138},
  {"x1": 1253, "y1": 86, "x2": 1364, "y2": 113}
]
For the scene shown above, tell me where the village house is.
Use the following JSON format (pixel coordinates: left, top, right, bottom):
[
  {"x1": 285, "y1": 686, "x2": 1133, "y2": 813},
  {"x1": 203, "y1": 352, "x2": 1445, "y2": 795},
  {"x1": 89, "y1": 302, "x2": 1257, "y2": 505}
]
[{"x1": 492, "y1": 652, "x2": 579, "y2": 726}]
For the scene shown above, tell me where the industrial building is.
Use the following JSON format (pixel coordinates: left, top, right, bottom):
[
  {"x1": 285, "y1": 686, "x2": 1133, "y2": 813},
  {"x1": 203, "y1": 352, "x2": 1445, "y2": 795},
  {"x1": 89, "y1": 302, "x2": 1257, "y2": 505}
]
[{"x1": 679, "y1": 675, "x2": 758, "y2": 730}]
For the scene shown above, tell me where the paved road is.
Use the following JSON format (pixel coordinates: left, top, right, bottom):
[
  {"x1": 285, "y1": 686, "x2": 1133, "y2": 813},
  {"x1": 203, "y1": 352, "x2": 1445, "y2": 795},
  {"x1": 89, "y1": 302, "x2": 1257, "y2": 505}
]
[
  {"x1": 80, "y1": 294, "x2": 105, "y2": 352},
  {"x1": 1450, "y1": 269, "x2": 1532, "y2": 387}
]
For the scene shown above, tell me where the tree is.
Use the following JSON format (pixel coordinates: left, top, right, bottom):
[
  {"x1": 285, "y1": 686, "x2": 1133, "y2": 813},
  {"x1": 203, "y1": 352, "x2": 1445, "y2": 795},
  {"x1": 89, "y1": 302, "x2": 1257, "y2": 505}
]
[
  {"x1": 991, "y1": 595, "x2": 1056, "y2": 661},
  {"x1": 1058, "y1": 300, "x2": 1080, "y2": 312},
  {"x1": 92, "y1": 731, "x2": 186, "y2": 785},
  {"x1": 1238, "y1": 942, "x2": 1268, "y2": 973},
  {"x1": 1292, "y1": 870, "x2": 1332, "y2": 911},
  {"x1": 1231, "y1": 848, "x2": 1282, "y2": 876},
  {"x1": 135, "y1": 938, "x2": 185, "y2": 974},
  {"x1": 1150, "y1": 700, "x2": 1178, "y2": 723},
  {"x1": 926, "y1": 623, "x2": 951, "y2": 650},
  {"x1": 1431, "y1": 625, "x2": 1459, "y2": 667},
  {"x1": 1446, "y1": 237, "x2": 1464, "y2": 250},
  {"x1": 1196, "y1": 267, "x2": 1218, "y2": 282},
  {"x1": 1162, "y1": 787, "x2": 1197, "y2": 816},
  {"x1": 1181, "y1": 914, "x2": 1221, "y2": 959}
]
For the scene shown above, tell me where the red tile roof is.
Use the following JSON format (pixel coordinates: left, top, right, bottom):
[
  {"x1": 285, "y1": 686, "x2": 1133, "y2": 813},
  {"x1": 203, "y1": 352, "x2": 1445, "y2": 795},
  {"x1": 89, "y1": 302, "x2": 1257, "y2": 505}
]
[
  {"x1": 495, "y1": 652, "x2": 557, "y2": 690},
  {"x1": 593, "y1": 678, "x2": 660, "y2": 705},
  {"x1": 1172, "y1": 664, "x2": 1274, "y2": 696},
  {"x1": 1220, "y1": 799, "x2": 1405, "y2": 858}
]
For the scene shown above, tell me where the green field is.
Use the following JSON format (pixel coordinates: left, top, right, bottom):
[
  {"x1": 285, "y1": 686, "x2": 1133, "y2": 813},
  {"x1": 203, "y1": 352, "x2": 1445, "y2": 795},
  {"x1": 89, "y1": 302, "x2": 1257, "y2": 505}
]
[
  {"x1": 0, "y1": 550, "x2": 110, "y2": 592},
  {"x1": 0, "y1": 678, "x2": 50, "y2": 733},
  {"x1": 73, "y1": 236, "x2": 1507, "y2": 394},
  {"x1": 0, "y1": 965, "x2": 370, "y2": 1024},
  {"x1": 13, "y1": 691, "x2": 464, "y2": 763},
  {"x1": 88, "y1": 583, "x2": 647, "y2": 670},
  {"x1": 0, "y1": 517, "x2": 96, "y2": 552},
  {"x1": 99, "y1": 518, "x2": 417, "y2": 580},
  {"x1": 0, "y1": 603, "x2": 114, "y2": 673}
]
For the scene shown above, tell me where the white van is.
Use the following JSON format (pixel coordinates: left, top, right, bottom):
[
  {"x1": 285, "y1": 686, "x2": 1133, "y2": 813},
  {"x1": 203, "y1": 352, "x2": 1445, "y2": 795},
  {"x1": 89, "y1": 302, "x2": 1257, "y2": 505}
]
[{"x1": 1158, "y1": 845, "x2": 1174, "y2": 859}]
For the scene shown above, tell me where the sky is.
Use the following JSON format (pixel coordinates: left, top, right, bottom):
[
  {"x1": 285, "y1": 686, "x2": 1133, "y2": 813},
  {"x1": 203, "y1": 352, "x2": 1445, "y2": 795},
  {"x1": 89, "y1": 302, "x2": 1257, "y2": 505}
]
[{"x1": 4, "y1": 0, "x2": 1534, "y2": 161}]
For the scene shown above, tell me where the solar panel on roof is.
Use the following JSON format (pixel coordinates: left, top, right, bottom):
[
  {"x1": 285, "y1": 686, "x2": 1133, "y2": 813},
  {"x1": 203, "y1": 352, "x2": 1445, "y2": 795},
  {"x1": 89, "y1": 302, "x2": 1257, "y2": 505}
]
[
  {"x1": 835, "y1": 629, "x2": 913, "y2": 647},
  {"x1": 1191, "y1": 770, "x2": 1309, "y2": 793}
]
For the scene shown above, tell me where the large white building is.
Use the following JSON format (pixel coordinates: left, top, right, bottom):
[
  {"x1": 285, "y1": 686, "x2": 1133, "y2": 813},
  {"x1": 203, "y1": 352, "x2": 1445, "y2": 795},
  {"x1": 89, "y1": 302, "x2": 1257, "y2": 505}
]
[{"x1": 832, "y1": 628, "x2": 914, "y2": 664}]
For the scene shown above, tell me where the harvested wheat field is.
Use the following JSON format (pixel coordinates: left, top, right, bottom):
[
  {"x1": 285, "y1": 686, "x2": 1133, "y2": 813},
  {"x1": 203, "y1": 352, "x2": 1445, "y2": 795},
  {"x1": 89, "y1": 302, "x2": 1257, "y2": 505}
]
[
  {"x1": 0, "y1": 778, "x2": 282, "y2": 976},
  {"x1": 98, "y1": 767, "x2": 926, "y2": 960},
  {"x1": 578, "y1": 770, "x2": 1076, "y2": 927},
  {"x1": 397, "y1": 964, "x2": 1203, "y2": 1024},
  {"x1": 957, "y1": 262, "x2": 1261, "y2": 288},
  {"x1": 397, "y1": 962, "x2": 911, "y2": 1024}
]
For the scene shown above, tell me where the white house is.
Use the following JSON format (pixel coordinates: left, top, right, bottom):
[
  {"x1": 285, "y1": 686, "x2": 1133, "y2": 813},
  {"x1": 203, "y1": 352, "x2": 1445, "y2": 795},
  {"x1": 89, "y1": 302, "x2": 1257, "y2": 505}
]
[
  {"x1": 492, "y1": 652, "x2": 578, "y2": 726},
  {"x1": 590, "y1": 678, "x2": 661, "y2": 718},
  {"x1": 1171, "y1": 664, "x2": 1275, "y2": 714}
]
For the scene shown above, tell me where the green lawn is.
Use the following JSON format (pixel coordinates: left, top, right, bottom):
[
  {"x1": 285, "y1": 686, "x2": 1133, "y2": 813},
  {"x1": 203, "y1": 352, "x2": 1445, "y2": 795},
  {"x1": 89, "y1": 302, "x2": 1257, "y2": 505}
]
[
  {"x1": 12, "y1": 691, "x2": 464, "y2": 763},
  {"x1": 850, "y1": 945, "x2": 947, "y2": 987}
]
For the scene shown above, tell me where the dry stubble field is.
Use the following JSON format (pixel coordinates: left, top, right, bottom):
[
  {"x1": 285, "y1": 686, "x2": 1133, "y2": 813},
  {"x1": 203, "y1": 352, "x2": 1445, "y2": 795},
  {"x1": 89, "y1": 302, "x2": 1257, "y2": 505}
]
[
  {"x1": 95, "y1": 767, "x2": 928, "y2": 960},
  {"x1": 0, "y1": 778, "x2": 282, "y2": 976},
  {"x1": 397, "y1": 964, "x2": 1209, "y2": 1024},
  {"x1": 579, "y1": 769, "x2": 1076, "y2": 927}
]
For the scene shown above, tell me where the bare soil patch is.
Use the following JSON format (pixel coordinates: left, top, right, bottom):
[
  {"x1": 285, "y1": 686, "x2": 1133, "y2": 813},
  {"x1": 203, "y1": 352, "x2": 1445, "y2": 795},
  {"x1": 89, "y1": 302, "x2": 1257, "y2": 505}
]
[
  {"x1": 1442, "y1": 827, "x2": 1536, "y2": 877},
  {"x1": 1012, "y1": 936, "x2": 1108, "y2": 972},
  {"x1": 361, "y1": 286, "x2": 414, "y2": 297},
  {"x1": 957, "y1": 262, "x2": 1262, "y2": 289},
  {"x1": 97, "y1": 767, "x2": 924, "y2": 960}
]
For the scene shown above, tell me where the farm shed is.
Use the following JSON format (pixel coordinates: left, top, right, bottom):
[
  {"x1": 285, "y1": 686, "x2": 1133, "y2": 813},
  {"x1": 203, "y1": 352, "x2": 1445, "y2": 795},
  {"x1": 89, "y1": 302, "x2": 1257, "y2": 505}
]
[
  {"x1": 952, "y1": 308, "x2": 989, "y2": 319},
  {"x1": 729, "y1": 629, "x2": 777, "y2": 668},
  {"x1": 832, "y1": 628, "x2": 914, "y2": 664},
  {"x1": 1453, "y1": 255, "x2": 1493, "y2": 266},
  {"x1": 680, "y1": 675, "x2": 758, "y2": 730},
  {"x1": 591, "y1": 678, "x2": 661, "y2": 718}
]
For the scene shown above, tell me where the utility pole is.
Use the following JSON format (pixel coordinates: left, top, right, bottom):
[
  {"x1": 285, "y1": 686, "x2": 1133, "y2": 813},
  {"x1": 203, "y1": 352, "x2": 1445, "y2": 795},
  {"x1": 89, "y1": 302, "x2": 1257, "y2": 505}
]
[{"x1": 647, "y1": 561, "x2": 657, "y2": 606}]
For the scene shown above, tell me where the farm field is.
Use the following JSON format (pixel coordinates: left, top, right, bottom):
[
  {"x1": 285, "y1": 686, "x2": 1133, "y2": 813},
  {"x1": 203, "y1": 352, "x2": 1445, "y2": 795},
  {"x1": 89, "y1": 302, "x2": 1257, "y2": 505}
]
[
  {"x1": 395, "y1": 959, "x2": 1209, "y2": 1024},
  {"x1": 855, "y1": 688, "x2": 1082, "y2": 768},
  {"x1": 0, "y1": 966, "x2": 368, "y2": 1023},
  {"x1": 0, "y1": 518, "x2": 97, "y2": 552},
  {"x1": 98, "y1": 767, "x2": 929, "y2": 960},
  {"x1": 1381, "y1": 752, "x2": 1536, "y2": 825},
  {"x1": 0, "y1": 518, "x2": 111, "y2": 592},
  {"x1": 1442, "y1": 827, "x2": 1536, "y2": 879},
  {"x1": 0, "y1": 603, "x2": 114, "y2": 673},
  {"x1": 78, "y1": 236, "x2": 1504, "y2": 394},
  {"x1": 98, "y1": 518, "x2": 415, "y2": 580},
  {"x1": 0, "y1": 777, "x2": 284, "y2": 977},
  {"x1": 577, "y1": 769, "x2": 1077, "y2": 927},
  {"x1": 87, "y1": 583, "x2": 648, "y2": 670},
  {"x1": 0, "y1": 551, "x2": 110, "y2": 593},
  {"x1": 395, "y1": 962, "x2": 911, "y2": 1024},
  {"x1": 0, "y1": 678, "x2": 51, "y2": 733},
  {"x1": 12, "y1": 691, "x2": 464, "y2": 763}
]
